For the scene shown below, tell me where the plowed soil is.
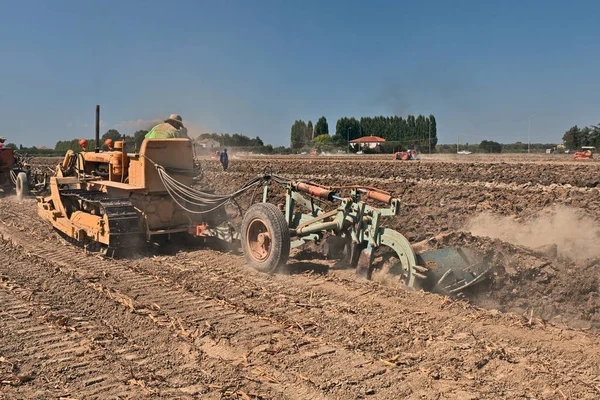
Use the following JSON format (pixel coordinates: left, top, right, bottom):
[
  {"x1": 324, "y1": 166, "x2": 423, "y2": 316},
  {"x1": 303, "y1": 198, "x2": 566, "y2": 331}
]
[{"x1": 1, "y1": 155, "x2": 600, "y2": 399}]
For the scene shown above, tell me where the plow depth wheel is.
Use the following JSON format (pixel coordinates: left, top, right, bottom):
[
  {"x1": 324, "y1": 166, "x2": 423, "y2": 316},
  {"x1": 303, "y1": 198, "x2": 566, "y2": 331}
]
[
  {"x1": 15, "y1": 172, "x2": 28, "y2": 201},
  {"x1": 378, "y1": 228, "x2": 424, "y2": 289},
  {"x1": 241, "y1": 203, "x2": 290, "y2": 273}
]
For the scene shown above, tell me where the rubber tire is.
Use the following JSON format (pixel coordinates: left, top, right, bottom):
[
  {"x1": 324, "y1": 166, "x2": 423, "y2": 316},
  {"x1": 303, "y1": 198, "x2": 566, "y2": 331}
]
[
  {"x1": 241, "y1": 202, "x2": 290, "y2": 273},
  {"x1": 16, "y1": 172, "x2": 28, "y2": 201}
]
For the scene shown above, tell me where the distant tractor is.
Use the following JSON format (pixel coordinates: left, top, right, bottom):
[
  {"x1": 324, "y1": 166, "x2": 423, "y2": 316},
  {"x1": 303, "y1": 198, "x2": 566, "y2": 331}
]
[
  {"x1": 0, "y1": 148, "x2": 49, "y2": 200},
  {"x1": 393, "y1": 149, "x2": 419, "y2": 160},
  {"x1": 0, "y1": 147, "x2": 18, "y2": 195},
  {"x1": 574, "y1": 146, "x2": 595, "y2": 160}
]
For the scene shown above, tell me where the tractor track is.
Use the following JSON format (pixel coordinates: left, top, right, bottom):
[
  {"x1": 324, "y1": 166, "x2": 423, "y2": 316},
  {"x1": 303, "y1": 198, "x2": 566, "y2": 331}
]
[
  {"x1": 2, "y1": 197, "x2": 600, "y2": 398},
  {"x1": 0, "y1": 283, "x2": 137, "y2": 400},
  {"x1": 0, "y1": 234, "x2": 327, "y2": 399},
  {"x1": 0, "y1": 241, "x2": 201, "y2": 399},
  {"x1": 0, "y1": 200, "x2": 412, "y2": 399}
]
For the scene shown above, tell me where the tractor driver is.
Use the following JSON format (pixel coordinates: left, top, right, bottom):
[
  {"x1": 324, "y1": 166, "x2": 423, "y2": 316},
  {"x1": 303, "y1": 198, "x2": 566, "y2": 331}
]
[
  {"x1": 0, "y1": 137, "x2": 5, "y2": 149},
  {"x1": 145, "y1": 114, "x2": 189, "y2": 139}
]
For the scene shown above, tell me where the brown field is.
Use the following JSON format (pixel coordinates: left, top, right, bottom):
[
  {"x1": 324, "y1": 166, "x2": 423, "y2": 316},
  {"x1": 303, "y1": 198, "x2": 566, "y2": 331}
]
[{"x1": 1, "y1": 153, "x2": 600, "y2": 399}]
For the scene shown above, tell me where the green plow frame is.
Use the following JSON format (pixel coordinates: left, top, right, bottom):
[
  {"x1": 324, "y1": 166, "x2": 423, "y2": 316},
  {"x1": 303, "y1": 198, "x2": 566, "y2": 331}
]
[{"x1": 259, "y1": 176, "x2": 490, "y2": 294}]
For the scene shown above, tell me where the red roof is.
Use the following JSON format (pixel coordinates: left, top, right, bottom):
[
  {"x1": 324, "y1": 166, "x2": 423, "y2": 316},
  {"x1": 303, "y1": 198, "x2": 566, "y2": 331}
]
[{"x1": 349, "y1": 136, "x2": 386, "y2": 143}]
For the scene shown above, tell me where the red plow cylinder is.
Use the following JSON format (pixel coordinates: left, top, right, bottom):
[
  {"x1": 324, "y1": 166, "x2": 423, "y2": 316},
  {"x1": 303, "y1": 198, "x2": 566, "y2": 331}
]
[{"x1": 294, "y1": 182, "x2": 334, "y2": 200}]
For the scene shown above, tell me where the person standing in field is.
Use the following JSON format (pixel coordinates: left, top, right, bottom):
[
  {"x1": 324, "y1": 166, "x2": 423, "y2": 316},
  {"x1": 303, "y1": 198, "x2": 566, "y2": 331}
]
[
  {"x1": 145, "y1": 114, "x2": 189, "y2": 139},
  {"x1": 219, "y1": 148, "x2": 229, "y2": 170}
]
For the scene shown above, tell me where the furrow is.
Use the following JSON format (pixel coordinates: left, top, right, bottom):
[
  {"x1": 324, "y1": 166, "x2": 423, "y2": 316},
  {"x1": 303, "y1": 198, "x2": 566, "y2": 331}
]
[
  {"x1": 0, "y1": 286, "x2": 140, "y2": 399},
  {"x1": 2, "y1": 224, "x2": 397, "y2": 399}
]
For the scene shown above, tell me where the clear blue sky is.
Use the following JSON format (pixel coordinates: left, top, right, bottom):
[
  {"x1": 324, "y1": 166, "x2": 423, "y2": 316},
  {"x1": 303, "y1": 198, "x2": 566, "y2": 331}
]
[{"x1": 1, "y1": 0, "x2": 599, "y2": 147}]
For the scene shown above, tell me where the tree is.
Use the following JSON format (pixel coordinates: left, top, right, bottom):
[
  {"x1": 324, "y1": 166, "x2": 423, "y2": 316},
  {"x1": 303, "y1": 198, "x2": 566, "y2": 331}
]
[
  {"x1": 132, "y1": 130, "x2": 149, "y2": 150},
  {"x1": 428, "y1": 114, "x2": 438, "y2": 151},
  {"x1": 101, "y1": 129, "x2": 122, "y2": 142},
  {"x1": 415, "y1": 115, "x2": 426, "y2": 143},
  {"x1": 589, "y1": 125, "x2": 600, "y2": 148},
  {"x1": 290, "y1": 120, "x2": 311, "y2": 149},
  {"x1": 479, "y1": 140, "x2": 502, "y2": 153},
  {"x1": 562, "y1": 126, "x2": 581, "y2": 149},
  {"x1": 580, "y1": 127, "x2": 592, "y2": 146},
  {"x1": 334, "y1": 117, "x2": 361, "y2": 147},
  {"x1": 290, "y1": 120, "x2": 302, "y2": 148},
  {"x1": 5, "y1": 143, "x2": 17, "y2": 149},
  {"x1": 314, "y1": 116, "x2": 329, "y2": 136},
  {"x1": 312, "y1": 134, "x2": 332, "y2": 145},
  {"x1": 407, "y1": 115, "x2": 416, "y2": 138},
  {"x1": 307, "y1": 121, "x2": 314, "y2": 141}
]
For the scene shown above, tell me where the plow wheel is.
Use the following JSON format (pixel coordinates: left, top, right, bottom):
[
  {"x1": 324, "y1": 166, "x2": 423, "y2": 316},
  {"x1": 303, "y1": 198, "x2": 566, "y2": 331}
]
[
  {"x1": 370, "y1": 228, "x2": 428, "y2": 289},
  {"x1": 15, "y1": 172, "x2": 28, "y2": 201},
  {"x1": 241, "y1": 203, "x2": 290, "y2": 273}
]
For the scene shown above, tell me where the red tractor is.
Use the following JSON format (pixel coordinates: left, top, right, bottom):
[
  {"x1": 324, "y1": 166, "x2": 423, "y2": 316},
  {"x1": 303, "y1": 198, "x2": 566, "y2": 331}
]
[
  {"x1": 393, "y1": 149, "x2": 419, "y2": 160},
  {"x1": 574, "y1": 146, "x2": 595, "y2": 160},
  {"x1": 0, "y1": 148, "x2": 49, "y2": 200}
]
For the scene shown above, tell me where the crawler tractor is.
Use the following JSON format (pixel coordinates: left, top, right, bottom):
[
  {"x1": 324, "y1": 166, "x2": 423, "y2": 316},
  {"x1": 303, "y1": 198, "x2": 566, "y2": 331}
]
[{"x1": 37, "y1": 106, "x2": 489, "y2": 294}]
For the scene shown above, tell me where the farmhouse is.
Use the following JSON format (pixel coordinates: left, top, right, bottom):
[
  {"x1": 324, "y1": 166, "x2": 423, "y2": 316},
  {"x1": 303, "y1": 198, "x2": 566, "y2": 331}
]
[
  {"x1": 349, "y1": 136, "x2": 386, "y2": 149},
  {"x1": 196, "y1": 138, "x2": 220, "y2": 149}
]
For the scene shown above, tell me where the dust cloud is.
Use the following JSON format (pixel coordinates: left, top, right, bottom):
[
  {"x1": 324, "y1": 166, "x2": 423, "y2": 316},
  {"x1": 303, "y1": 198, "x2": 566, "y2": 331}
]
[
  {"x1": 465, "y1": 205, "x2": 600, "y2": 261},
  {"x1": 114, "y1": 118, "x2": 210, "y2": 139},
  {"x1": 114, "y1": 118, "x2": 164, "y2": 132}
]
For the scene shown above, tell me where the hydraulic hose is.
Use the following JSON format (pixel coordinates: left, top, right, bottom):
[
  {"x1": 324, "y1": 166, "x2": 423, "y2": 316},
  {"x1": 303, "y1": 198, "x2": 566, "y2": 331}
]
[{"x1": 143, "y1": 155, "x2": 264, "y2": 215}]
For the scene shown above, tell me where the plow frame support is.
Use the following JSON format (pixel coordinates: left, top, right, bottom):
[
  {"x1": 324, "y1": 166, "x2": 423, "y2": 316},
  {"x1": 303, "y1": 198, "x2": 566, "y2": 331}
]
[
  {"x1": 259, "y1": 180, "x2": 414, "y2": 280},
  {"x1": 378, "y1": 228, "x2": 418, "y2": 288}
]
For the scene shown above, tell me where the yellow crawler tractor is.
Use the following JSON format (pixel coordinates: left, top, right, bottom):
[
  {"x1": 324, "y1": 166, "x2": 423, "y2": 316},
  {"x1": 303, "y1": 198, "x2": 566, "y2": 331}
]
[
  {"x1": 38, "y1": 106, "x2": 490, "y2": 295},
  {"x1": 38, "y1": 106, "x2": 230, "y2": 254}
]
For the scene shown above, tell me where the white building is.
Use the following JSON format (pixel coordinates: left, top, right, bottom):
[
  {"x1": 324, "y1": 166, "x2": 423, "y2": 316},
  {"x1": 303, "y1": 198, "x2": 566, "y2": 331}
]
[
  {"x1": 196, "y1": 138, "x2": 221, "y2": 149},
  {"x1": 349, "y1": 136, "x2": 386, "y2": 149}
]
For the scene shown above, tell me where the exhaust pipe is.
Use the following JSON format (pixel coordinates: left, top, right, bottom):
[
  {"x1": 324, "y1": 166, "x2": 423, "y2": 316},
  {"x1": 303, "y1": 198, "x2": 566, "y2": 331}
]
[{"x1": 95, "y1": 105, "x2": 100, "y2": 153}]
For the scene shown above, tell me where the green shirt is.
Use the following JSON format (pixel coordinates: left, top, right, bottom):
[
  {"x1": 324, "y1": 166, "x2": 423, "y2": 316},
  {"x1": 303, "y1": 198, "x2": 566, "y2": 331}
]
[{"x1": 145, "y1": 123, "x2": 183, "y2": 139}]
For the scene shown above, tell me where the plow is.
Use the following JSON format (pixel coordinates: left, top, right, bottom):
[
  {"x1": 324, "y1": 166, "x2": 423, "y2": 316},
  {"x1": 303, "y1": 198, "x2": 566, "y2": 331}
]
[
  {"x1": 245, "y1": 175, "x2": 490, "y2": 293},
  {"x1": 36, "y1": 106, "x2": 490, "y2": 295}
]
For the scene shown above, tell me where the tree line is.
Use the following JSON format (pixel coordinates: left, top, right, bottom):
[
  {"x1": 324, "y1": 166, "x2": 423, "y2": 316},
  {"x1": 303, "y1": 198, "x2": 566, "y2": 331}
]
[
  {"x1": 437, "y1": 141, "x2": 561, "y2": 154},
  {"x1": 3, "y1": 129, "x2": 150, "y2": 155},
  {"x1": 53, "y1": 129, "x2": 149, "y2": 154},
  {"x1": 7, "y1": 130, "x2": 292, "y2": 156},
  {"x1": 290, "y1": 114, "x2": 438, "y2": 152},
  {"x1": 562, "y1": 125, "x2": 600, "y2": 150},
  {"x1": 196, "y1": 133, "x2": 264, "y2": 148}
]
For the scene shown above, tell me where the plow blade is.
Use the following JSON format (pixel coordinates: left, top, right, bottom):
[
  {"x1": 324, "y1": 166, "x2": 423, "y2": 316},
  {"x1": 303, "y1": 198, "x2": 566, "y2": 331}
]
[{"x1": 415, "y1": 247, "x2": 490, "y2": 295}]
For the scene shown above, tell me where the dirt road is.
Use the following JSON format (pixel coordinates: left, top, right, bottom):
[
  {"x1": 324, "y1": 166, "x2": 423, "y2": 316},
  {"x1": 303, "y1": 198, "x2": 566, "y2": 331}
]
[{"x1": 1, "y1": 156, "x2": 600, "y2": 399}]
